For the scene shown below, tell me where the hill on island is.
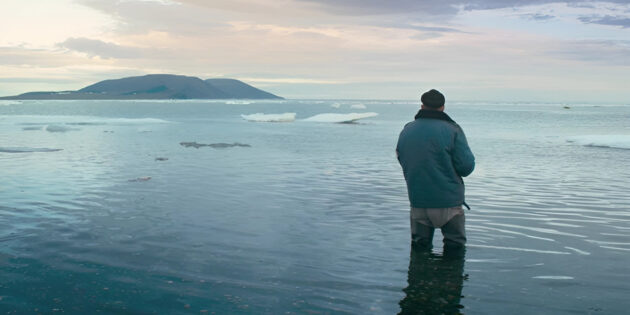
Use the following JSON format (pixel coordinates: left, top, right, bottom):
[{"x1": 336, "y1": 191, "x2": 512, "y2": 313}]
[{"x1": 0, "y1": 74, "x2": 283, "y2": 100}]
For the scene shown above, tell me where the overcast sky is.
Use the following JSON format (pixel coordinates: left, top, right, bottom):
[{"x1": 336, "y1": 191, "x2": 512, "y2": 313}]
[{"x1": 1, "y1": 0, "x2": 629, "y2": 102}]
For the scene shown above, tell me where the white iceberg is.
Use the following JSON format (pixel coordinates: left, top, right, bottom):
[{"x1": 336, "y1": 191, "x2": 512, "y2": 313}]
[
  {"x1": 241, "y1": 113, "x2": 296, "y2": 122},
  {"x1": 350, "y1": 103, "x2": 367, "y2": 109},
  {"x1": 302, "y1": 112, "x2": 378, "y2": 123},
  {"x1": 566, "y1": 135, "x2": 630, "y2": 150},
  {"x1": 226, "y1": 100, "x2": 253, "y2": 105}
]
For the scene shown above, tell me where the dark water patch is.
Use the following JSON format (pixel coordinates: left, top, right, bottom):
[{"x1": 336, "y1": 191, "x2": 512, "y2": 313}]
[
  {"x1": 128, "y1": 176, "x2": 151, "y2": 182},
  {"x1": 22, "y1": 126, "x2": 42, "y2": 131},
  {"x1": 155, "y1": 157, "x2": 168, "y2": 161},
  {"x1": 399, "y1": 250, "x2": 467, "y2": 315},
  {"x1": 66, "y1": 122, "x2": 106, "y2": 126},
  {"x1": 0, "y1": 257, "x2": 239, "y2": 314},
  {"x1": 0, "y1": 233, "x2": 34, "y2": 243},
  {"x1": 0, "y1": 147, "x2": 63, "y2": 153},
  {"x1": 180, "y1": 142, "x2": 251, "y2": 149}
]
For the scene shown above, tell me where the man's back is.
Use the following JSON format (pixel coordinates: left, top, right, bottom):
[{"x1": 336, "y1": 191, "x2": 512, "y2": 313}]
[
  {"x1": 398, "y1": 89, "x2": 474, "y2": 250},
  {"x1": 396, "y1": 112, "x2": 475, "y2": 209}
]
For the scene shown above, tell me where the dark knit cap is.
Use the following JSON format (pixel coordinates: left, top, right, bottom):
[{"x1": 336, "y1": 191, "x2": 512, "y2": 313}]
[{"x1": 421, "y1": 89, "x2": 445, "y2": 108}]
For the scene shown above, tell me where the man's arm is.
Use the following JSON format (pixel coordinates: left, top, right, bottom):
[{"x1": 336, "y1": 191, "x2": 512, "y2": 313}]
[{"x1": 452, "y1": 128, "x2": 475, "y2": 177}]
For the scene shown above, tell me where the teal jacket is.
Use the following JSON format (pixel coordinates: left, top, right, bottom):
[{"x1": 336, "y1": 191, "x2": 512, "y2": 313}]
[{"x1": 396, "y1": 110, "x2": 475, "y2": 208}]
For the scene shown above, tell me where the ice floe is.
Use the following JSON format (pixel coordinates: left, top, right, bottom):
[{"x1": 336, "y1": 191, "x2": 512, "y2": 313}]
[
  {"x1": 7, "y1": 115, "x2": 171, "y2": 126},
  {"x1": 566, "y1": 135, "x2": 630, "y2": 150},
  {"x1": 241, "y1": 113, "x2": 296, "y2": 122},
  {"x1": 302, "y1": 112, "x2": 378, "y2": 123},
  {"x1": 532, "y1": 276, "x2": 574, "y2": 280},
  {"x1": 3, "y1": 116, "x2": 172, "y2": 133}
]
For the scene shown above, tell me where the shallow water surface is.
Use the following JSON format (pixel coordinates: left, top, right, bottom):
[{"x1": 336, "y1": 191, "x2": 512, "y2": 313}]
[{"x1": 1, "y1": 100, "x2": 629, "y2": 313}]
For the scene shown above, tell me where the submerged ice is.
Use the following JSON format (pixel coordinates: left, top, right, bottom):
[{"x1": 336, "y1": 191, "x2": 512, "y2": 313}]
[
  {"x1": 567, "y1": 135, "x2": 630, "y2": 150},
  {"x1": 22, "y1": 126, "x2": 42, "y2": 131},
  {"x1": 0, "y1": 147, "x2": 62, "y2": 153},
  {"x1": 46, "y1": 124, "x2": 78, "y2": 132},
  {"x1": 180, "y1": 142, "x2": 251, "y2": 149}
]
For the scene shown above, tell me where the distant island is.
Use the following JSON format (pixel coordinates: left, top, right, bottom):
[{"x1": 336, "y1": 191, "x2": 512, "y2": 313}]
[{"x1": 0, "y1": 74, "x2": 283, "y2": 100}]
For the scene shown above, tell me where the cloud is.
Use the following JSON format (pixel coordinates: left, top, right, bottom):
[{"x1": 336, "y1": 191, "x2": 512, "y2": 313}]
[
  {"x1": 294, "y1": 0, "x2": 459, "y2": 16},
  {"x1": 121, "y1": 0, "x2": 179, "y2": 4},
  {"x1": 463, "y1": 0, "x2": 630, "y2": 11},
  {"x1": 579, "y1": 15, "x2": 630, "y2": 28},
  {"x1": 0, "y1": 77, "x2": 78, "y2": 84},
  {"x1": 58, "y1": 37, "x2": 144, "y2": 58},
  {"x1": 411, "y1": 32, "x2": 447, "y2": 40},
  {"x1": 294, "y1": 0, "x2": 630, "y2": 16},
  {"x1": 239, "y1": 77, "x2": 348, "y2": 84},
  {"x1": 0, "y1": 46, "x2": 78, "y2": 66},
  {"x1": 78, "y1": 0, "x2": 227, "y2": 35},
  {"x1": 547, "y1": 39, "x2": 630, "y2": 66},
  {"x1": 0, "y1": 0, "x2": 115, "y2": 48},
  {"x1": 398, "y1": 24, "x2": 466, "y2": 33},
  {"x1": 520, "y1": 13, "x2": 556, "y2": 21},
  {"x1": 567, "y1": 2, "x2": 597, "y2": 9}
]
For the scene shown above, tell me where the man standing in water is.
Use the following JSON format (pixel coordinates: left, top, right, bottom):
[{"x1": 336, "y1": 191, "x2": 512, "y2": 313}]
[{"x1": 396, "y1": 89, "x2": 475, "y2": 251}]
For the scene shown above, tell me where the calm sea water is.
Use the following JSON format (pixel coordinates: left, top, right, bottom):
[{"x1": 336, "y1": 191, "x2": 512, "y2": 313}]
[{"x1": 1, "y1": 99, "x2": 629, "y2": 314}]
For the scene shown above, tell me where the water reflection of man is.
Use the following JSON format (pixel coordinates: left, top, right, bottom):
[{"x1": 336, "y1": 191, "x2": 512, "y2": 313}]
[
  {"x1": 398, "y1": 249, "x2": 467, "y2": 315},
  {"x1": 396, "y1": 89, "x2": 475, "y2": 250}
]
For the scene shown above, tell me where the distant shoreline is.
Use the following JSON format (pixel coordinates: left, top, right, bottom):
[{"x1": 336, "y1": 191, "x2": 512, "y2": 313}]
[
  {"x1": 0, "y1": 95, "x2": 286, "y2": 101},
  {"x1": 0, "y1": 74, "x2": 283, "y2": 100}
]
